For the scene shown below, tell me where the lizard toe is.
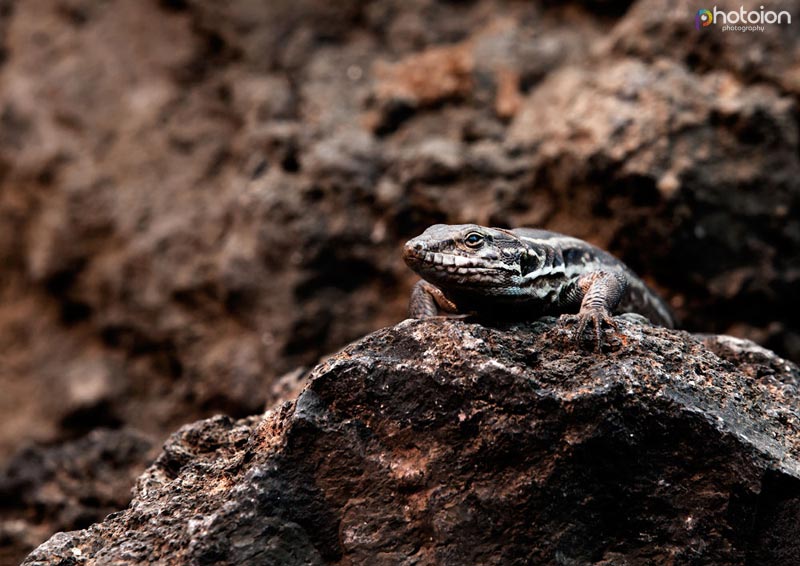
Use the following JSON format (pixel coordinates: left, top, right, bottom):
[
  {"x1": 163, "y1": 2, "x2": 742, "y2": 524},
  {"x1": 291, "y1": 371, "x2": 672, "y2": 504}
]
[{"x1": 576, "y1": 308, "x2": 616, "y2": 352}]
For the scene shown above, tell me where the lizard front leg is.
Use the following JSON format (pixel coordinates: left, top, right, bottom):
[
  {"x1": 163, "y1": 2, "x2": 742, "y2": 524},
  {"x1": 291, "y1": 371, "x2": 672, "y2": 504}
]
[
  {"x1": 560, "y1": 271, "x2": 628, "y2": 351},
  {"x1": 409, "y1": 280, "x2": 460, "y2": 318}
]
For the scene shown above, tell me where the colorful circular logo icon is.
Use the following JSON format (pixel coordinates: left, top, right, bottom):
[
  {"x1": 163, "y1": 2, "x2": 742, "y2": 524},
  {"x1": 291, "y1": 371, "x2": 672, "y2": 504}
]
[{"x1": 695, "y1": 8, "x2": 713, "y2": 30}]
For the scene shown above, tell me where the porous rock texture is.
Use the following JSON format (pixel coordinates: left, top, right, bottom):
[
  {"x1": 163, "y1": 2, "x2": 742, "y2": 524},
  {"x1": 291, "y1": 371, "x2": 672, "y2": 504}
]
[
  {"x1": 2, "y1": 0, "x2": 800, "y2": 561},
  {"x1": 22, "y1": 319, "x2": 800, "y2": 565},
  {"x1": 0, "y1": 430, "x2": 154, "y2": 566}
]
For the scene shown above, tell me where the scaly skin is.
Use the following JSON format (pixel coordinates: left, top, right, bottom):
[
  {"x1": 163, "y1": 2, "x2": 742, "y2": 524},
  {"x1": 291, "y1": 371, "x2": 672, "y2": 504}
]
[{"x1": 403, "y1": 224, "x2": 674, "y2": 350}]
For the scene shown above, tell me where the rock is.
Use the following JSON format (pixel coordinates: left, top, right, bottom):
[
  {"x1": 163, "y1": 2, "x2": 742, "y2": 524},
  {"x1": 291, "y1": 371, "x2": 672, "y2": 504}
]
[
  {"x1": 22, "y1": 320, "x2": 800, "y2": 565},
  {"x1": 610, "y1": 0, "x2": 800, "y2": 94},
  {"x1": 0, "y1": 429, "x2": 154, "y2": 562},
  {"x1": 2, "y1": 1, "x2": 800, "y2": 561},
  {"x1": 371, "y1": 43, "x2": 474, "y2": 134}
]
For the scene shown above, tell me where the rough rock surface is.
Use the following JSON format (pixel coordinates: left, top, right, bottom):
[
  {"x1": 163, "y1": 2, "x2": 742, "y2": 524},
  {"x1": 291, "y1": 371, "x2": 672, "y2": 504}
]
[
  {"x1": 2, "y1": 0, "x2": 800, "y2": 561},
  {"x1": 0, "y1": 429, "x2": 154, "y2": 566},
  {"x1": 23, "y1": 320, "x2": 800, "y2": 565}
]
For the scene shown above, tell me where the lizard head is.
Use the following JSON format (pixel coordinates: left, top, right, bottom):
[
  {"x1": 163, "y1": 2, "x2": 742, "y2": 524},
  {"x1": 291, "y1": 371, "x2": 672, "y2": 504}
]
[{"x1": 403, "y1": 224, "x2": 530, "y2": 293}]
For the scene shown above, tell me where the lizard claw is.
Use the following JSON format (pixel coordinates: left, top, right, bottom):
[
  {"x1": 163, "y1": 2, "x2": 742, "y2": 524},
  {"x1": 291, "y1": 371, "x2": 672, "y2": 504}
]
[{"x1": 575, "y1": 308, "x2": 617, "y2": 352}]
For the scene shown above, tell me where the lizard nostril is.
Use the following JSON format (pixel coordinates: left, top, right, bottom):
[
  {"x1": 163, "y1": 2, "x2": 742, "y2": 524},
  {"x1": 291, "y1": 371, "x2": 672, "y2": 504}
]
[{"x1": 403, "y1": 241, "x2": 425, "y2": 259}]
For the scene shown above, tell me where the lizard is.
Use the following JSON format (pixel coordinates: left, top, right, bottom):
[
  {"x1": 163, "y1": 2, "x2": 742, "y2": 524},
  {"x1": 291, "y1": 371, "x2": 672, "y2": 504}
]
[{"x1": 403, "y1": 224, "x2": 674, "y2": 350}]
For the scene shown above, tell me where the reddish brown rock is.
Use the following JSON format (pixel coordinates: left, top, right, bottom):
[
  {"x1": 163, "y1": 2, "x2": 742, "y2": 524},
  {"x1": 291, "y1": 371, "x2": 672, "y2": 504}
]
[
  {"x1": 1, "y1": 1, "x2": 800, "y2": 562},
  {"x1": 374, "y1": 44, "x2": 474, "y2": 108},
  {"x1": 21, "y1": 320, "x2": 800, "y2": 565},
  {"x1": 610, "y1": 0, "x2": 800, "y2": 94}
]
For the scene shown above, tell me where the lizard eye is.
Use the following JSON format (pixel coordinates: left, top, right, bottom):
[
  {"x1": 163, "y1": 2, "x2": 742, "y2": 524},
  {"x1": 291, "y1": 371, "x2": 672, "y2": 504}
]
[{"x1": 464, "y1": 232, "x2": 484, "y2": 248}]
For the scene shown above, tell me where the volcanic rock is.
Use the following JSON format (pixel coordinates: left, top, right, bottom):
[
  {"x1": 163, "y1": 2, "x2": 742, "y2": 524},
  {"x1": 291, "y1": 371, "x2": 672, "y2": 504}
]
[{"x1": 23, "y1": 319, "x2": 800, "y2": 565}]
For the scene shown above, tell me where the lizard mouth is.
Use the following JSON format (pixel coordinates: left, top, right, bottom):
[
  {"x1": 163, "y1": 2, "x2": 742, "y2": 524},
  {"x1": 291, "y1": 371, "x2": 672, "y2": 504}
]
[{"x1": 403, "y1": 247, "x2": 507, "y2": 276}]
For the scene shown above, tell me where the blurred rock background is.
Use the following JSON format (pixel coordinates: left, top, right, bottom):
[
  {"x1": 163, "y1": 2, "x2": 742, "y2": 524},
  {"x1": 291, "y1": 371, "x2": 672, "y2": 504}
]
[{"x1": 0, "y1": 0, "x2": 798, "y2": 563}]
